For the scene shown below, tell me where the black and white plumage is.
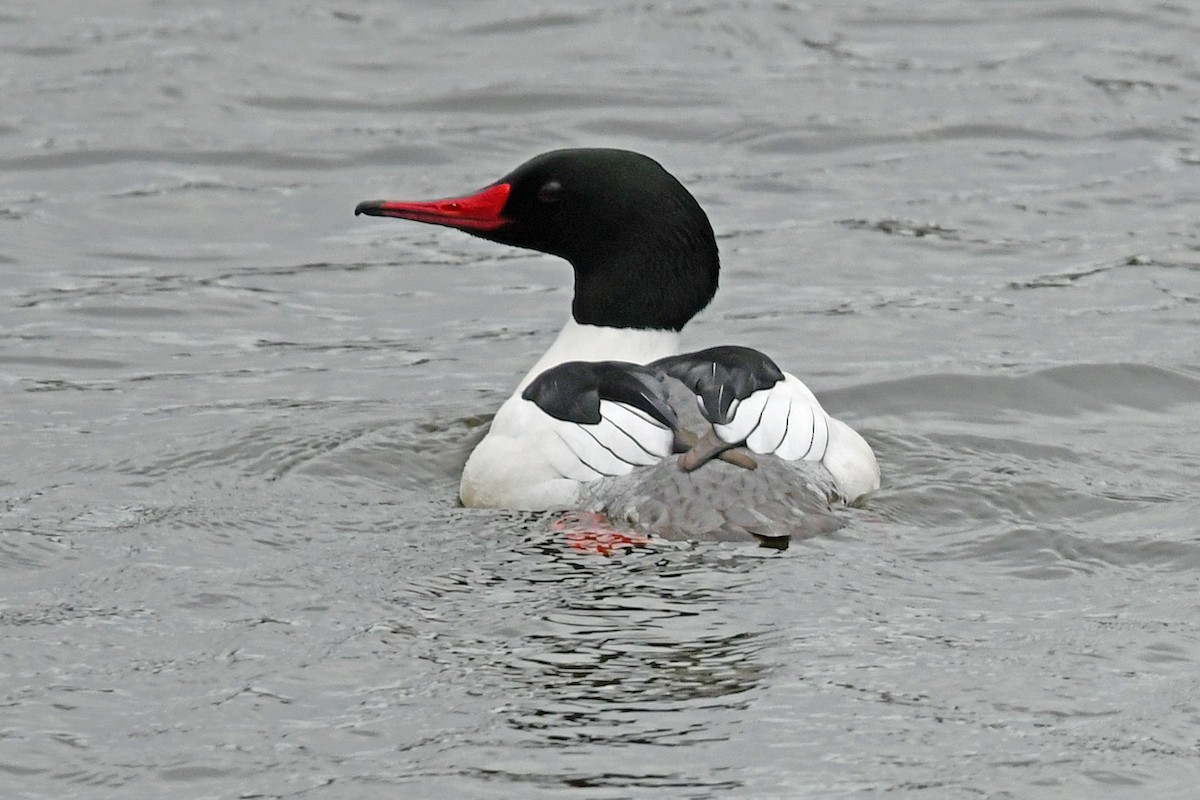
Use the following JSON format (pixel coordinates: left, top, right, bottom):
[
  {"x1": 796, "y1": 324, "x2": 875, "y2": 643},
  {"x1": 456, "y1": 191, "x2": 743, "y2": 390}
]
[
  {"x1": 519, "y1": 360, "x2": 678, "y2": 481},
  {"x1": 355, "y1": 148, "x2": 880, "y2": 545},
  {"x1": 521, "y1": 350, "x2": 848, "y2": 546}
]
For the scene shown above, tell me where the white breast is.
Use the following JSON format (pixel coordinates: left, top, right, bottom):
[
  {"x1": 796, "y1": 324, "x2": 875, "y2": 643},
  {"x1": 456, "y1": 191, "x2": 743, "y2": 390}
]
[{"x1": 516, "y1": 318, "x2": 680, "y2": 391}]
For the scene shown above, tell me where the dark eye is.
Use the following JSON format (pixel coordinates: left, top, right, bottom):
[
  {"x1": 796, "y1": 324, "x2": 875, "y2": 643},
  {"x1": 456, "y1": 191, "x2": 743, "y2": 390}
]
[{"x1": 537, "y1": 180, "x2": 563, "y2": 203}]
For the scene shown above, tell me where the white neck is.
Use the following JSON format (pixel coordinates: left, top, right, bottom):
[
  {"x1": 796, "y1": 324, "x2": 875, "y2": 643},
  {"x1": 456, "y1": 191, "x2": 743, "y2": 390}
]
[{"x1": 515, "y1": 318, "x2": 681, "y2": 391}]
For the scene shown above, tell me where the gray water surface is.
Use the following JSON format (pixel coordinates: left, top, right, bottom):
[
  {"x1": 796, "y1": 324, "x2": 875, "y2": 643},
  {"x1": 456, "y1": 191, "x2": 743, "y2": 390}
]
[{"x1": 3, "y1": 2, "x2": 1200, "y2": 798}]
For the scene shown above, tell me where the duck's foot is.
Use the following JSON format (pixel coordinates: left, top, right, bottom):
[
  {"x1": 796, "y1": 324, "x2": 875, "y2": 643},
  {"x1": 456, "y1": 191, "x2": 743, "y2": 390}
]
[{"x1": 548, "y1": 511, "x2": 652, "y2": 556}]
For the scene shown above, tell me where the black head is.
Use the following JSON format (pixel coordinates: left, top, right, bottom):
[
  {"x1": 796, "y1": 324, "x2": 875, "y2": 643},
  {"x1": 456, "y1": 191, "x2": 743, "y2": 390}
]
[{"x1": 356, "y1": 148, "x2": 720, "y2": 331}]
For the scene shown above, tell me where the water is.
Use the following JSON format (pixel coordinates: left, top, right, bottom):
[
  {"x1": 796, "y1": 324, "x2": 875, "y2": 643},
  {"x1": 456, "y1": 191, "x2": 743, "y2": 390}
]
[{"x1": 3, "y1": 1, "x2": 1199, "y2": 797}]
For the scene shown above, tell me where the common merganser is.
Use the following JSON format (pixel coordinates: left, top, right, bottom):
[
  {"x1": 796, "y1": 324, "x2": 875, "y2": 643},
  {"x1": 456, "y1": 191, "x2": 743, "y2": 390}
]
[{"x1": 356, "y1": 148, "x2": 879, "y2": 546}]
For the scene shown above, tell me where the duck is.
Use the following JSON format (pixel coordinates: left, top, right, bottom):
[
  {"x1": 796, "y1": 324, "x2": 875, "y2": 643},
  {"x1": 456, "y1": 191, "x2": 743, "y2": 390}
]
[{"x1": 356, "y1": 148, "x2": 879, "y2": 546}]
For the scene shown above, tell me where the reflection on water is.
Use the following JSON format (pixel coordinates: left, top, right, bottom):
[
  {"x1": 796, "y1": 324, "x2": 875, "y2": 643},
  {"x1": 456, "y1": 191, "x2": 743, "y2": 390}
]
[{"x1": 378, "y1": 540, "x2": 782, "y2": 793}]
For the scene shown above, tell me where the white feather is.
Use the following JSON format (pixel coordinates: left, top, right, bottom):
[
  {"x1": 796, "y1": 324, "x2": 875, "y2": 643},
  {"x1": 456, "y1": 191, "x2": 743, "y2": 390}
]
[
  {"x1": 776, "y1": 400, "x2": 830, "y2": 461},
  {"x1": 550, "y1": 420, "x2": 634, "y2": 477},
  {"x1": 713, "y1": 373, "x2": 833, "y2": 465},
  {"x1": 824, "y1": 417, "x2": 881, "y2": 502},
  {"x1": 714, "y1": 389, "x2": 769, "y2": 443},
  {"x1": 516, "y1": 319, "x2": 680, "y2": 391},
  {"x1": 540, "y1": 427, "x2": 608, "y2": 482},
  {"x1": 518, "y1": 397, "x2": 675, "y2": 484},
  {"x1": 744, "y1": 389, "x2": 791, "y2": 453},
  {"x1": 594, "y1": 401, "x2": 674, "y2": 464}
]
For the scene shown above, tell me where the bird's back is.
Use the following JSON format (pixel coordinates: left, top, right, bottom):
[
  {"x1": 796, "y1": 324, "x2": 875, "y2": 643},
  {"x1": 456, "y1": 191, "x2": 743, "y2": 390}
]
[{"x1": 579, "y1": 375, "x2": 843, "y2": 547}]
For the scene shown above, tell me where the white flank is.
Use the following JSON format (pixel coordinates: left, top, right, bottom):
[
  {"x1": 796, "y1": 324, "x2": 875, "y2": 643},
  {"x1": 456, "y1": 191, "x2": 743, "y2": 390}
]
[{"x1": 461, "y1": 319, "x2": 680, "y2": 509}]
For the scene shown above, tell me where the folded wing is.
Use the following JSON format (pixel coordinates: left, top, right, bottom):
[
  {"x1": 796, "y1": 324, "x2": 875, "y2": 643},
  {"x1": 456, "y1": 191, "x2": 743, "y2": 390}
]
[
  {"x1": 520, "y1": 361, "x2": 678, "y2": 480},
  {"x1": 652, "y1": 346, "x2": 830, "y2": 463}
]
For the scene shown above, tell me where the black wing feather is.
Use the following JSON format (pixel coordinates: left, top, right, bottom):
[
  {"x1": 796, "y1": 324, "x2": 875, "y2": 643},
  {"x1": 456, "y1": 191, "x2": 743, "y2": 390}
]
[
  {"x1": 522, "y1": 361, "x2": 680, "y2": 430},
  {"x1": 651, "y1": 346, "x2": 784, "y2": 424}
]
